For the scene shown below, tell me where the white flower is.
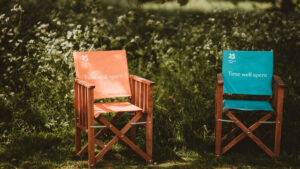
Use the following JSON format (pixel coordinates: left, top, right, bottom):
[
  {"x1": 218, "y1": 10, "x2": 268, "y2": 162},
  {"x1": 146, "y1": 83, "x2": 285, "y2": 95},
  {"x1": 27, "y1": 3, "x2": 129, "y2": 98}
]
[
  {"x1": 241, "y1": 33, "x2": 246, "y2": 38},
  {"x1": 208, "y1": 18, "x2": 215, "y2": 22},
  {"x1": 67, "y1": 31, "x2": 72, "y2": 39},
  {"x1": 0, "y1": 14, "x2": 5, "y2": 20}
]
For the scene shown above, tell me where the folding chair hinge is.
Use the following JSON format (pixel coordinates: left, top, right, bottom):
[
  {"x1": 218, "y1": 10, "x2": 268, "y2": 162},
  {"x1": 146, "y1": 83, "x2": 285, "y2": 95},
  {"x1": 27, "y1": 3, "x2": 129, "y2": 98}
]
[
  {"x1": 259, "y1": 121, "x2": 277, "y2": 124},
  {"x1": 218, "y1": 119, "x2": 233, "y2": 123},
  {"x1": 130, "y1": 121, "x2": 147, "y2": 125},
  {"x1": 90, "y1": 125, "x2": 107, "y2": 128}
]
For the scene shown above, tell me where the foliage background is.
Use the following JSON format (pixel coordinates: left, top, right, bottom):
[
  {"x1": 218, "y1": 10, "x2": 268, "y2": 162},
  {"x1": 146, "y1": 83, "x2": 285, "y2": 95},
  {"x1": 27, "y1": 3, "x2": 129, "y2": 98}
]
[{"x1": 0, "y1": 0, "x2": 299, "y2": 168}]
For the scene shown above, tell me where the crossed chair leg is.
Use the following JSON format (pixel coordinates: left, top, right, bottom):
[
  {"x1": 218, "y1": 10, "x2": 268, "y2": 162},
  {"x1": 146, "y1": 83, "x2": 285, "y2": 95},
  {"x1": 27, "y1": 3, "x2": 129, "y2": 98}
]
[
  {"x1": 75, "y1": 111, "x2": 153, "y2": 168},
  {"x1": 216, "y1": 110, "x2": 281, "y2": 158}
]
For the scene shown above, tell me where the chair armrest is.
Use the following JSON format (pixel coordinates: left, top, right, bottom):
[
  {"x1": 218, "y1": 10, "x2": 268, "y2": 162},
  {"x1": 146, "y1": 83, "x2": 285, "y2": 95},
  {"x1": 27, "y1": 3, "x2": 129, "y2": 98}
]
[
  {"x1": 215, "y1": 73, "x2": 224, "y2": 131},
  {"x1": 273, "y1": 75, "x2": 285, "y2": 87},
  {"x1": 75, "y1": 78, "x2": 95, "y2": 89},
  {"x1": 129, "y1": 75, "x2": 154, "y2": 112},
  {"x1": 271, "y1": 75, "x2": 285, "y2": 117},
  {"x1": 74, "y1": 78, "x2": 95, "y2": 131},
  {"x1": 217, "y1": 73, "x2": 223, "y2": 85},
  {"x1": 130, "y1": 75, "x2": 155, "y2": 86}
]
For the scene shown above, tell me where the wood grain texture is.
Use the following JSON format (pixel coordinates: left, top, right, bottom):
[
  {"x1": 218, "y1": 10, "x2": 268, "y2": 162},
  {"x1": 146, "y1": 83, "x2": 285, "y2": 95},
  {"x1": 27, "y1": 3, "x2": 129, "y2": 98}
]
[
  {"x1": 74, "y1": 80, "x2": 81, "y2": 154},
  {"x1": 95, "y1": 111, "x2": 144, "y2": 162},
  {"x1": 227, "y1": 112, "x2": 275, "y2": 158},
  {"x1": 222, "y1": 112, "x2": 273, "y2": 154},
  {"x1": 146, "y1": 85, "x2": 154, "y2": 160},
  {"x1": 215, "y1": 74, "x2": 223, "y2": 156},
  {"x1": 130, "y1": 75, "x2": 155, "y2": 86},
  {"x1": 99, "y1": 115, "x2": 151, "y2": 162},
  {"x1": 274, "y1": 86, "x2": 284, "y2": 157},
  {"x1": 87, "y1": 87, "x2": 95, "y2": 168},
  {"x1": 75, "y1": 78, "x2": 95, "y2": 89}
]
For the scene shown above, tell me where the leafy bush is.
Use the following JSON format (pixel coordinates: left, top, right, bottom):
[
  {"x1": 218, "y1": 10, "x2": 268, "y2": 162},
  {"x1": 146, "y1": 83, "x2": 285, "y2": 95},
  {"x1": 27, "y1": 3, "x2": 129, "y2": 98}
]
[{"x1": 0, "y1": 0, "x2": 299, "y2": 165}]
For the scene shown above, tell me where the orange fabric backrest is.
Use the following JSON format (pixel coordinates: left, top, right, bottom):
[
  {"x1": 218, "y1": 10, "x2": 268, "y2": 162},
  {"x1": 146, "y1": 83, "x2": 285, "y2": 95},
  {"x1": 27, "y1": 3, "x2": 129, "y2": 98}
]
[{"x1": 74, "y1": 50, "x2": 131, "y2": 99}]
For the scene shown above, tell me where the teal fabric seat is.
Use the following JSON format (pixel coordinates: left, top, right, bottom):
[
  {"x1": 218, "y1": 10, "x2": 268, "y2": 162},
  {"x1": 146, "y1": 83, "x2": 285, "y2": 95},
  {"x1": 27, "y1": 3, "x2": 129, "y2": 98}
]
[{"x1": 223, "y1": 99, "x2": 274, "y2": 112}]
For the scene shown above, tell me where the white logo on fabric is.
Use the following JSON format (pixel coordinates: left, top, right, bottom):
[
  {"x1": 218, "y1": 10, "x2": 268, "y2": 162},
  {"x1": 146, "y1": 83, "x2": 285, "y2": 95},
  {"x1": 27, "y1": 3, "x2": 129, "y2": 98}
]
[
  {"x1": 81, "y1": 55, "x2": 88, "y2": 62},
  {"x1": 228, "y1": 53, "x2": 236, "y2": 63}
]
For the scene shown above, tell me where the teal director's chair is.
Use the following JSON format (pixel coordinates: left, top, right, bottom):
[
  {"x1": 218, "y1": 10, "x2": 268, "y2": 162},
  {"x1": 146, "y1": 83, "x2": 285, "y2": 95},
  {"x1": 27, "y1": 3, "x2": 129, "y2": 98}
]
[{"x1": 215, "y1": 51, "x2": 285, "y2": 158}]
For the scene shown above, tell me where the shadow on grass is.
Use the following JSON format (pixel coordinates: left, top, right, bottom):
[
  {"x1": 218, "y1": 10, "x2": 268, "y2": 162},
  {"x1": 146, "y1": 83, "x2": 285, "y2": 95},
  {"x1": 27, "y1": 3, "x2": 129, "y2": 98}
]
[
  {"x1": 0, "y1": 130, "x2": 176, "y2": 169},
  {"x1": 0, "y1": 132, "x2": 75, "y2": 168},
  {"x1": 0, "y1": 132, "x2": 300, "y2": 168}
]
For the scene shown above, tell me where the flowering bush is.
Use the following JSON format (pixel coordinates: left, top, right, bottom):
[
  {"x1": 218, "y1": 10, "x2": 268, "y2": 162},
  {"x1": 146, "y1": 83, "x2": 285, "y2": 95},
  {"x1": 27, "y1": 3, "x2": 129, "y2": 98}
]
[{"x1": 0, "y1": 1, "x2": 299, "y2": 162}]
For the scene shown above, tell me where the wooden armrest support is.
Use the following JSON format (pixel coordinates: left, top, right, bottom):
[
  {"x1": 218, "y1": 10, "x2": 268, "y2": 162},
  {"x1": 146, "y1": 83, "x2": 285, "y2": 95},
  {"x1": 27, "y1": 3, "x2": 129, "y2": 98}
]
[
  {"x1": 74, "y1": 78, "x2": 95, "y2": 132},
  {"x1": 75, "y1": 78, "x2": 95, "y2": 89},
  {"x1": 129, "y1": 75, "x2": 154, "y2": 112},
  {"x1": 273, "y1": 75, "x2": 285, "y2": 87},
  {"x1": 271, "y1": 75, "x2": 285, "y2": 111},
  {"x1": 217, "y1": 73, "x2": 223, "y2": 85},
  {"x1": 130, "y1": 75, "x2": 155, "y2": 86}
]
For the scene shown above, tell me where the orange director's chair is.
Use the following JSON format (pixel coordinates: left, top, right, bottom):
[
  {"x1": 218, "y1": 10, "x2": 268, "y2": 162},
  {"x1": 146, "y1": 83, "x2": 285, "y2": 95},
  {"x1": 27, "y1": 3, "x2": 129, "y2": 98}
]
[
  {"x1": 74, "y1": 50, "x2": 154, "y2": 167},
  {"x1": 215, "y1": 51, "x2": 285, "y2": 158}
]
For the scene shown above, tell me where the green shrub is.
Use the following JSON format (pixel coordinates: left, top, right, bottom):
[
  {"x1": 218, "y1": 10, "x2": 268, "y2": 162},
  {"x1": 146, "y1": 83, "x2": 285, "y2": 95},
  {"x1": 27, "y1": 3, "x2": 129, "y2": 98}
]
[{"x1": 0, "y1": 1, "x2": 299, "y2": 164}]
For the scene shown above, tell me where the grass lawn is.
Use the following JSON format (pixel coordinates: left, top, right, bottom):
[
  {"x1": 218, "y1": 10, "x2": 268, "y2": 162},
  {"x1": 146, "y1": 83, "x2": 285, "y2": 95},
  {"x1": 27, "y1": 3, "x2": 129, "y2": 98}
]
[{"x1": 1, "y1": 133, "x2": 299, "y2": 168}]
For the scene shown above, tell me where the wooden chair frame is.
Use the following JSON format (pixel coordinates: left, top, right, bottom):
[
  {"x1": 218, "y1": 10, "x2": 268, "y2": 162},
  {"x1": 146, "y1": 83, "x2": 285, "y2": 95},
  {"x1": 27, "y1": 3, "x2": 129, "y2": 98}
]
[
  {"x1": 74, "y1": 75, "x2": 154, "y2": 168},
  {"x1": 215, "y1": 73, "x2": 285, "y2": 158}
]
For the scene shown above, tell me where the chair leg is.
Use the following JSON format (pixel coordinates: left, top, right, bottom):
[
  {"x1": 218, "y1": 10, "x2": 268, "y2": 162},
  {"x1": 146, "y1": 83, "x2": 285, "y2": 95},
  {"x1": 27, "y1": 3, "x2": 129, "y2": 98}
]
[
  {"x1": 88, "y1": 127, "x2": 95, "y2": 168},
  {"x1": 130, "y1": 126, "x2": 137, "y2": 143},
  {"x1": 274, "y1": 120, "x2": 282, "y2": 157},
  {"x1": 146, "y1": 112, "x2": 153, "y2": 161},
  {"x1": 215, "y1": 102, "x2": 223, "y2": 156},
  {"x1": 130, "y1": 112, "x2": 137, "y2": 143},
  {"x1": 215, "y1": 80, "x2": 223, "y2": 156},
  {"x1": 86, "y1": 87, "x2": 95, "y2": 168},
  {"x1": 215, "y1": 116, "x2": 222, "y2": 156},
  {"x1": 274, "y1": 87, "x2": 284, "y2": 157},
  {"x1": 75, "y1": 126, "x2": 81, "y2": 154}
]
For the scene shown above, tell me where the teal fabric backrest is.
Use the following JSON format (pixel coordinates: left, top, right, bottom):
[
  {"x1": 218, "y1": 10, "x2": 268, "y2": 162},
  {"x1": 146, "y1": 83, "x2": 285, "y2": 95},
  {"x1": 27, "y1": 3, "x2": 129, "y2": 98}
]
[{"x1": 222, "y1": 50, "x2": 273, "y2": 96}]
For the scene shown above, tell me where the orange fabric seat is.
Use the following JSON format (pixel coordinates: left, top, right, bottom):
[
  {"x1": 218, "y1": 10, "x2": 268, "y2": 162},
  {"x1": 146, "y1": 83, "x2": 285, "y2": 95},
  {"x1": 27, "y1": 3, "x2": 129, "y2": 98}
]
[{"x1": 94, "y1": 102, "x2": 142, "y2": 117}]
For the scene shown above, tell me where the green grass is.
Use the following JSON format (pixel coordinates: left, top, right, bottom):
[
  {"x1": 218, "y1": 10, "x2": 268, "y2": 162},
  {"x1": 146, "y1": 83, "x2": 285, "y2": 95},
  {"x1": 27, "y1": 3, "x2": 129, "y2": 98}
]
[{"x1": 1, "y1": 132, "x2": 300, "y2": 168}]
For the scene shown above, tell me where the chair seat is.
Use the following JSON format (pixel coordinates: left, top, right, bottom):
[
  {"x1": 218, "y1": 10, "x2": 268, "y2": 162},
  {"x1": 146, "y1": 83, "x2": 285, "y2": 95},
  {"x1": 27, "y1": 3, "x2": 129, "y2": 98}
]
[
  {"x1": 223, "y1": 99, "x2": 274, "y2": 112},
  {"x1": 94, "y1": 102, "x2": 142, "y2": 118}
]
